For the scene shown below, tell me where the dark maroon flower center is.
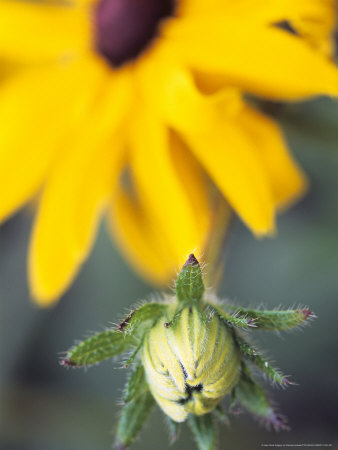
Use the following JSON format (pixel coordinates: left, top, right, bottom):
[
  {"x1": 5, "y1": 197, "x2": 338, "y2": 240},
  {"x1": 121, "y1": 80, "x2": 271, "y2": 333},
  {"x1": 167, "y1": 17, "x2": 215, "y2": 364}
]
[{"x1": 95, "y1": 0, "x2": 175, "y2": 67}]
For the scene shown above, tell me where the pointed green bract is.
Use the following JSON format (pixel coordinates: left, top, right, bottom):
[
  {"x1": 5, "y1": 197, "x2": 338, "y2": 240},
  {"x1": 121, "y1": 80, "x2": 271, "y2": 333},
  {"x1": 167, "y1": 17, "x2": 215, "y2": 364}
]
[
  {"x1": 213, "y1": 404, "x2": 229, "y2": 425},
  {"x1": 123, "y1": 362, "x2": 146, "y2": 403},
  {"x1": 117, "y1": 302, "x2": 168, "y2": 333},
  {"x1": 62, "y1": 303, "x2": 167, "y2": 368},
  {"x1": 117, "y1": 363, "x2": 154, "y2": 448},
  {"x1": 116, "y1": 388, "x2": 155, "y2": 449},
  {"x1": 224, "y1": 305, "x2": 313, "y2": 330},
  {"x1": 188, "y1": 413, "x2": 217, "y2": 450},
  {"x1": 233, "y1": 364, "x2": 289, "y2": 431},
  {"x1": 123, "y1": 340, "x2": 144, "y2": 368},
  {"x1": 165, "y1": 416, "x2": 180, "y2": 445},
  {"x1": 209, "y1": 304, "x2": 255, "y2": 329},
  {"x1": 176, "y1": 254, "x2": 204, "y2": 305},
  {"x1": 118, "y1": 302, "x2": 168, "y2": 335},
  {"x1": 62, "y1": 330, "x2": 136, "y2": 367},
  {"x1": 234, "y1": 335, "x2": 290, "y2": 386}
]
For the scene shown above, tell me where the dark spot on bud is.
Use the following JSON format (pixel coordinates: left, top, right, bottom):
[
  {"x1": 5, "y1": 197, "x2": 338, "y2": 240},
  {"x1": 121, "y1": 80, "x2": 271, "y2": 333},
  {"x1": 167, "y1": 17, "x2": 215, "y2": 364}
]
[
  {"x1": 192, "y1": 383, "x2": 203, "y2": 392},
  {"x1": 300, "y1": 309, "x2": 313, "y2": 319},
  {"x1": 282, "y1": 378, "x2": 296, "y2": 386},
  {"x1": 95, "y1": 0, "x2": 175, "y2": 67},
  {"x1": 183, "y1": 253, "x2": 200, "y2": 267},
  {"x1": 266, "y1": 411, "x2": 290, "y2": 432},
  {"x1": 231, "y1": 406, "x2": 241, "y2": 416},
  {"x1": 118, "y1": 310, "x2": 135, "y2": 331},
  {"x1": 116, "y1": 443, "x2": 127, "y2": 450},
  {"x1": 60, "y1": 358, "x2": 77, "y2": 367},
  {"x1": 178, "y1": 383, "x2": 204, "y2": 405},
  {"x1": 164, "y1": 322, "x2": 171, "y2": 328}
]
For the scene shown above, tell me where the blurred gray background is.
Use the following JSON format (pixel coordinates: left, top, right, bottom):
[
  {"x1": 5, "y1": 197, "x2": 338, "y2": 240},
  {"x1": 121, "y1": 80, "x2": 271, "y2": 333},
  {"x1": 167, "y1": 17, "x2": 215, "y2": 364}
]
[{"x1": 0, "y1": 98, "x2": 338, "y2": 450}]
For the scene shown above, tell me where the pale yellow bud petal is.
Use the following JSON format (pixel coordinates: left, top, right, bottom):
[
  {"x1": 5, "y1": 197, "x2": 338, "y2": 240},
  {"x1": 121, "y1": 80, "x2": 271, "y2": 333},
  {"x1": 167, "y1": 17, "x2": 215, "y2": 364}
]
[{"x1": 141, "y1": 307, "x2": 241, "y2": 422}]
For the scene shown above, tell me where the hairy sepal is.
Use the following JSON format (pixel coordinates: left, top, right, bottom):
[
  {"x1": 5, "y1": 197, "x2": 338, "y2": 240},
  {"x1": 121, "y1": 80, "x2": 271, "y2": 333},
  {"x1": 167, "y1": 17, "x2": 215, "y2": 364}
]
[
  {"x1": 123, "y1": 361, "x2": 147, "y2": 403},
  {"x1": 188, "y1": 413, "x2": 218, "y2": 450},
  {"x1": 117, "y1": 362, "x2": 154, "y2": 448},
  {"x1": 234, "y1": 334, "x2": 291, "y2": 386},
  {"x1": 233, "y1": 364, "x2": 289, "y2": 431},
  {"x1": 176, "y1": 254, "x2": 204, "y2": 305},
  {"x1": 165, "y1": 416, "x2": 181, "y2": 445},
  {"x1": 62, "y1": 302, "x2": 167, "y2": 368},
  {"x1": 208, "y1": 304, "x2": 256, "y2": 329},
  {"x1": 224, "y1": 305, "x2": 314, "y2": 330},
  {"x1": 118, "y1": 302, "x2": 168, "y2": 335},
  {"x1": 61, "y1": 329, "x2": 136, "y2": 367}
]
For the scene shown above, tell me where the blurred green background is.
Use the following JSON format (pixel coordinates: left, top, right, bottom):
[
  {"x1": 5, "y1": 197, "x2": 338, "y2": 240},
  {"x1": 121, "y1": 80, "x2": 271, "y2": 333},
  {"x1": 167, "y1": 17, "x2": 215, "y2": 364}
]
[{"x1": 1, "y1": 98, "x2": 338, "y2": 450}]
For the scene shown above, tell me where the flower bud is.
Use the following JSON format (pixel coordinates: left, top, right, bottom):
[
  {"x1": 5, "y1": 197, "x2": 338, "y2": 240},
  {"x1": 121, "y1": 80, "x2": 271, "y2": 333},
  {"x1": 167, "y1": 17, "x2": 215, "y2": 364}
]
[{"x1": 141, "y1": 305, "x2": 241, "y2": 422}]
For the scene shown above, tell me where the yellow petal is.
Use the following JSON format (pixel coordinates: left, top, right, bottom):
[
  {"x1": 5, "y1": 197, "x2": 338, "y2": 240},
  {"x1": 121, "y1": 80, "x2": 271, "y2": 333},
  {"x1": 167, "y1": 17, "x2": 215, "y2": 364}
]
[
  {"x1": 179, "y1": 0, "x2": 337, "y2": 60},
  {"x1": 259, "y1": 0, "x2": 337, "y2": 58},
  {"x1": 109, "y1": 129, "x2": 212, "y2": 286},
  {"x1": 237, "y1": 105, "x2": 308, "y2": 209},
  {"x1": 110, "y1": 136, "x2": 211, "y2": 285},
  {"x1": 29, "y1": 70, "x2": 131, "y2": 305},
  {"x1": 0, "y1": 56, "x2": 109, "y2": 223},
  {"x1": 291, "y1": 4, "x2": 336, "y2": 57},
  {"x1": 182, "y1": 112, "x2": 275, "y2": 235},
  {"x1": 0, "y1": 59, "x2": 20, "y2": 81},
  {"x1": 209, "y1": 0, "x2": 334, "y2": 23},
  {"x1": 178, "y1": 0, "x2": 237, "y2": 17},
  {"x1": 165, "y1": 18, "x2": 338, "y2": 99},
  {"x1": 136, "y1": 51, "x2": 242, "y2": 134},
  {"x1": 129, "y1": 107, "x2": 211, "y2": 265},
  {"x1": 137, "y1": 51, "x2": 275, "y2": 234},
  {"x1": 0, "y1": 0, "x2": 91, "y2": 62},
  {"x1": 109, "y1": 94, "x2": 213, "y2": 284},
  {"x1": 180, "y1": 0, "x2": 335, "y2": 30},
  {"x1": 169, "y1": 132, "x2": 211, "y2": 238},
  {"x1": 109, "y1": 185, "x2": 176, "y2": 285}
]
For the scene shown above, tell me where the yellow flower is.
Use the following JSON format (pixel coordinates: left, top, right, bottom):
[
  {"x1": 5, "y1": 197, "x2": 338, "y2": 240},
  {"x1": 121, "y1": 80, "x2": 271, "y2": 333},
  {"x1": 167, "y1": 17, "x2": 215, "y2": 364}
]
[{"x1": 0, "y1": 0, "x2": 337, "y2": 305}]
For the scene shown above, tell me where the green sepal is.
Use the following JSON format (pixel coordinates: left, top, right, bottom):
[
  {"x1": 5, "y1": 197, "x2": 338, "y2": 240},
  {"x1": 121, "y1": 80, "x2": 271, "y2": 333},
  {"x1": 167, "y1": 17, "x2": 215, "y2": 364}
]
[
  {"x1": 176, "y1": 254, "x2": 204, "y2": 305},
  {"x1": 123, "y1": 340, "x2": 144, "y2": 369},
  {"x1": 233, "y1": 364, "x2": 289, "y2": 431},
  {"x1": 208, "y1": 304, "x2": 255, "y2": 329},
  {"x1": 116, "y1": 389, "x2": 155, "y2": 449},
  {"x1": 224, "y1": 305, "x2": 314, "y2": 330},
  {"x1": 118, "y1": 302, "x2": 168, "y2": 336},
  {"x1": 117, "y1": 363, "x2": 154, "y2": 448},
  {"x1": 165, "y1": 416, "x2": 180, "y2": 445},
  {"x1": 123, "y1": 362, "x2": 146, "y2": 404},
  {"x1": 62, "y1": 302, "x2": 166, "y2": 368},
  {"x1": 234, "y1": 334, "x2": 291, "y2": 386},
  {"x1": 61, "y1": 330, "x2": 136, "y2": 368},
  {"x1": 213, "y1": 404, "x2": 229, "y2": 426},
  {"x1": 188, "y1": 413, "x2": 218, "y2": 450}
]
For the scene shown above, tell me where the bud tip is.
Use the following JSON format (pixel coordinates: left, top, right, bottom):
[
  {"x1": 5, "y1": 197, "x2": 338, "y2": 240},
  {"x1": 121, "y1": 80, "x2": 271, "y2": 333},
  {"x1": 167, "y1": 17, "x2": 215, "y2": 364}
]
[
  {"x1": 60, "y1": 358, "x2": 77, "y2": 367},
  {"x1": 267, "y1": 411, "x2": 290, "y2": 432},
  {"x1": 300, "y1": 309, "x2": 313, "y2": 319},
  {"x1": 183, "y1": 253, "x2": 199, "y2": 267}
]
